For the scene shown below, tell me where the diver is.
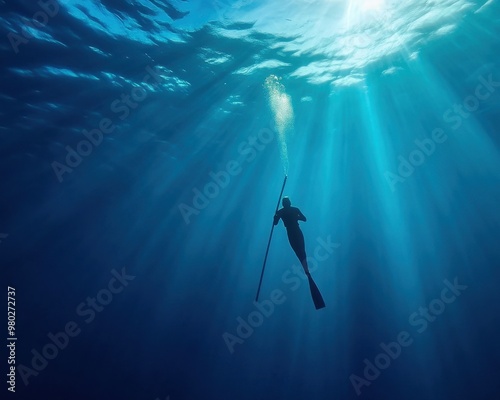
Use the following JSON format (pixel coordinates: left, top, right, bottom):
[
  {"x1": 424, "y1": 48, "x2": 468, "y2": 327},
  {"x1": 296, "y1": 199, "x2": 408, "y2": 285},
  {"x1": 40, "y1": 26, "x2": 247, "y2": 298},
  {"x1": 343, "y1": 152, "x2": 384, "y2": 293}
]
[{"x1": 273, "y1": 196, "x2": 310, "y2": 275}]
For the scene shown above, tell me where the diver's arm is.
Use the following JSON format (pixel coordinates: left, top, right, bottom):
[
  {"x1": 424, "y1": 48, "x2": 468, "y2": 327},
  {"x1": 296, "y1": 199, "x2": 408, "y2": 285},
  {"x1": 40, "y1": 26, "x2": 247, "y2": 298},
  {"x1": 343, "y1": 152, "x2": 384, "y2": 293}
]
[
  {"x1": 273, "y1": 212, "x2": 280, "y2": 225},
  {"x1": 297, "y1": 209, "x2": 306, "y2": 222}
]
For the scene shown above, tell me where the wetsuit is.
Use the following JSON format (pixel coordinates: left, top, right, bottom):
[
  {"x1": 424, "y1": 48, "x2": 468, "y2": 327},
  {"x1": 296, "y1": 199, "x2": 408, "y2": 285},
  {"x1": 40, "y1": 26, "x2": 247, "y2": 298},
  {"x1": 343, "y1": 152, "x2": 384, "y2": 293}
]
[{"x1": 274, "y1": 206, "x2": 309, "y2": 272}]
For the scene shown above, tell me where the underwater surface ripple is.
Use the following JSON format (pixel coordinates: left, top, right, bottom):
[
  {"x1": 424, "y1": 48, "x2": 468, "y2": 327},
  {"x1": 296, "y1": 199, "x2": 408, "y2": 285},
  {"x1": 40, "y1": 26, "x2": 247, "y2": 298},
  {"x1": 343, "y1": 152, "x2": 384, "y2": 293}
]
[{"x1": 1, "y1": 1, "x2": 500, "y2": 399}]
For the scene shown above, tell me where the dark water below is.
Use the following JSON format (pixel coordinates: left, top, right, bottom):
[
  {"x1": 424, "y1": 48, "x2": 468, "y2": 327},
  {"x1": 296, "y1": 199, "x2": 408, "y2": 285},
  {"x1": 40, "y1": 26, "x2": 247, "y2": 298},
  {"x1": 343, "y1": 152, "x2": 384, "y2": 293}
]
[{"x1": 1, "y1": 1, "x2": 500, "y2": 399}]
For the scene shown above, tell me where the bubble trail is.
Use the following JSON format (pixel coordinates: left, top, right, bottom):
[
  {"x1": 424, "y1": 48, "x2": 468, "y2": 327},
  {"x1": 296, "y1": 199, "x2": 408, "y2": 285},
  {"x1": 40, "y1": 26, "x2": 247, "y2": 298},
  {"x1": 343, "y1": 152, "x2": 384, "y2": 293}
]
[{"x1": 264, "y1": 75, "x2": 294, "y2": 174}]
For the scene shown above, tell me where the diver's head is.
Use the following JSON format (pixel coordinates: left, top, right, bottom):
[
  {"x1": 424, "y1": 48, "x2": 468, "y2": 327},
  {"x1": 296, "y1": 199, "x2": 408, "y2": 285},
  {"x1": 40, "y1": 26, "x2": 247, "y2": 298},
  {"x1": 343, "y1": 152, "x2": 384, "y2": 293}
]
[{"x1": 282, "y1": 197, "x2": 291, "y2": 208}]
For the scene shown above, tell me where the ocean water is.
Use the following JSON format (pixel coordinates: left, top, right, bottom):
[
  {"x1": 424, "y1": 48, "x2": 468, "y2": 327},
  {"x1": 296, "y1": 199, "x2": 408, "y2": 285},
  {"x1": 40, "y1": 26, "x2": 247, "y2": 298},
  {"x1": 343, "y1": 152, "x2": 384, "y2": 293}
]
[{"x1": 1, "y1": 1, "x2": 500, "y2": 399}]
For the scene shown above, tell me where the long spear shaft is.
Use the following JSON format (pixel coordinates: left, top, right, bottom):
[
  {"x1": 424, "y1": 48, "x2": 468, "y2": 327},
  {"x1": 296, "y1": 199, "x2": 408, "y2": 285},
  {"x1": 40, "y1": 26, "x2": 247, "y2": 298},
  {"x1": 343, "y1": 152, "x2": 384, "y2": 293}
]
[{"x1": 255, "y1": 175, "x2": 288, "y2": 302}]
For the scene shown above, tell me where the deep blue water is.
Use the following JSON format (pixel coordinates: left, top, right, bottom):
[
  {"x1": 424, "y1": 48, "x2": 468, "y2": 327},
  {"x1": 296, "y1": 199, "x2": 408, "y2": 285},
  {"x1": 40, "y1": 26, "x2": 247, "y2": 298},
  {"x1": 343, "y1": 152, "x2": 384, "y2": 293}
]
[{"x1": 1, "y1": 1, "x2": 500, "y2": 399}]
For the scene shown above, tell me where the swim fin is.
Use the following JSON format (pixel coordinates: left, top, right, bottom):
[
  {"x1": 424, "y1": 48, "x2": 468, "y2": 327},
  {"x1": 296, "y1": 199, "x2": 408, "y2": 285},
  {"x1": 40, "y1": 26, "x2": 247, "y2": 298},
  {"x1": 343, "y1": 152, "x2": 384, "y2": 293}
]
[{"x1": 307, "y1": 274, "x2": 326, "y2": 309}]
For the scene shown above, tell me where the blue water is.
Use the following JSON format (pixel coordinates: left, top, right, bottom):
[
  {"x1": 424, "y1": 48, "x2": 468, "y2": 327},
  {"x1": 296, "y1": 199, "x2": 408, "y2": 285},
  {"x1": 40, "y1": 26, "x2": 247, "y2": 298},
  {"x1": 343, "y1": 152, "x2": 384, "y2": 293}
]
[{"x1": 1, "y1": 1, "x2": 500, "y2": 399}]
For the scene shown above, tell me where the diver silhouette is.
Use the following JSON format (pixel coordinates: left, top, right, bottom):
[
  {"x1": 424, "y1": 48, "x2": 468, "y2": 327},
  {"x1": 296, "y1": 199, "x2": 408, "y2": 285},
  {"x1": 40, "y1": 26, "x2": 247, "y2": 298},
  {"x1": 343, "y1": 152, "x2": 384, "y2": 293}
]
[
  {"x1": 273, "y1": 196, "x2": 325, "y2": 309},
  {"x1": 273, "y1": 197, "x2": 310, "y2": 274}
]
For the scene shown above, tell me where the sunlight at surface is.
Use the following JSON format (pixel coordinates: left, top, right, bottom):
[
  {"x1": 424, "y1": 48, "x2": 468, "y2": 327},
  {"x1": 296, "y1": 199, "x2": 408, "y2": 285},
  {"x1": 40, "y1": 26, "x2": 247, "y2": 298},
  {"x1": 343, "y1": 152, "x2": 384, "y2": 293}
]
[
  {"x1": 344, "y1": 0, "x2": 390, "y2": 26},
  {"x1": 214, "y1": 0, "x2": 478, "y2": 85},
  {"x1": 56, "y1": 0, "x2": 485, "y2": 85},
  {"x1": 360, "y1": 0, "x2": 385, "y2": 12}
]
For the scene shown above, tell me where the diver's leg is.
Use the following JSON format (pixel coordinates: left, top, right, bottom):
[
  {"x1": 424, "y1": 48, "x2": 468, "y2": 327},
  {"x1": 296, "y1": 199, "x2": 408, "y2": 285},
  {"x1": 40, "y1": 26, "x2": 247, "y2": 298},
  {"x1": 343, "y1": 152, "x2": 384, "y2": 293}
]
[
  {"x1": 288, "y1": 229, "x2": 310, "y2": 275},
  {"x1": 296, "y1": 230, "x2": 309, "y2": 274}
]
